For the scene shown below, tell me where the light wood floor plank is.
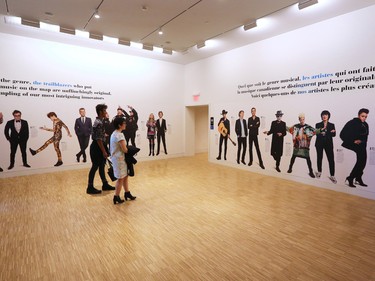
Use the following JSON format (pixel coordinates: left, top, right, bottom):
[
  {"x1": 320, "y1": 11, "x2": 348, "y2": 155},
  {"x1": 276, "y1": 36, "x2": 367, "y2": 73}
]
[{"x1": 1, "y1": 153, "x2": 374, "y2": 280}]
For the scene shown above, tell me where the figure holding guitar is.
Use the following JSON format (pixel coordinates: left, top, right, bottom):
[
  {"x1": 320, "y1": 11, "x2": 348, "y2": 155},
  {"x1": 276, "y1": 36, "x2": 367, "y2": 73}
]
[{"x1": 217, "y1": 110, "x2": 235, "y2": 160}]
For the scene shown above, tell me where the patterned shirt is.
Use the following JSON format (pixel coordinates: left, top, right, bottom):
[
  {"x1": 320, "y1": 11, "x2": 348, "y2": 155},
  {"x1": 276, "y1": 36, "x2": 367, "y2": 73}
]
[{"x1": 92, "y1": 117, "x2": 106, "y2": 142}]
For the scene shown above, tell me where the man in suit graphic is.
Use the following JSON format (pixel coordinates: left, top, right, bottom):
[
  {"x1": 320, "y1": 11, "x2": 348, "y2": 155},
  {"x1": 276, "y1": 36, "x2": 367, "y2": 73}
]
[
  {"x1": 4, "y1": 110, "x2": 30, "y2": 170},
  {"x1": 156, "y1": 111, "x2": 167, "y2": 155},
  {"x1": 74, "y1": 108, "x2": 92, "y2": 163}
]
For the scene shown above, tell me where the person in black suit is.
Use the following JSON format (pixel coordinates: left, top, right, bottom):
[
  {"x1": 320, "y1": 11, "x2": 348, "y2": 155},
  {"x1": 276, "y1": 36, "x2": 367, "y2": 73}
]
[
  {"x1": 4, "y1": 110, "x2": 30, "y2": 170},
  {"x1": 248, "y1": 107, "x2": 265, "y2": 169},
  {"x1": 315, "y1": 110, "x2": 336, "y2": 183},
  {"x1": 74, "y1": 108, "x2": 92, "y2": 163},
  {"x1": 263, "y1": 110, "x2": 286, "y2": 172},
  {"x1": 119, "y1": 105, "x2": 138, "y2": 147},
  {"x1": 235, "y1": 110, "x2": 247, "y2": 165},
  {"x1": 217, "y1": 110, "x2": 230, "y2": 160},
  {"x1": 340, "y1": 108, "x2": 370, "y2": 188},
  {"x1": 0, "y1": 112, "x2": 3, "y2": 172},
  {"x1": 156, "y1": 111, "x2": 167, "y2": 155}
]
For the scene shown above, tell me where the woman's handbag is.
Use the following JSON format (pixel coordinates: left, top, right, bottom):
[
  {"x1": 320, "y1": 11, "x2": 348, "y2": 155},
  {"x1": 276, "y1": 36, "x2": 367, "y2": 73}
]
[{"x1": 106, "y1": 159, "x2": 117, "y2": 181}]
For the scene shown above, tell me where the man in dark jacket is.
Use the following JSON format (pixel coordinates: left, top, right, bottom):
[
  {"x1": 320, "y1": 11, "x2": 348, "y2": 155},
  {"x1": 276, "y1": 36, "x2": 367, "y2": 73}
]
[
  {"x1": 120, "y1": 105, "x2": 138, "y2": 147},
  {"x1": 74, "y1": 108, "x2": 92, "y2": 163},
  {"x1": 4, "y1": 110, "x2": 30, "y2": 169},
  {"x1": 248, "y1": 107, "x2": 264, "y2": 169},
  {"x1": 264, "y1": 110, "x2": 286, "y2": 172},
  {"x1": 235, "y1": 110, "x2": 247, "y2": 164}
]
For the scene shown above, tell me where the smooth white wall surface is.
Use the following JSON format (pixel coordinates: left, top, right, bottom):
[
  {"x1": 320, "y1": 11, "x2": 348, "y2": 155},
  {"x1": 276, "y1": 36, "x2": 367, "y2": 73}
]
[
  {"x1": 0, "y1": 33, "x2": 185, "y2": 176},
  {"x1": 184, "y1": 6, "x2": 375, "y2": 199}
]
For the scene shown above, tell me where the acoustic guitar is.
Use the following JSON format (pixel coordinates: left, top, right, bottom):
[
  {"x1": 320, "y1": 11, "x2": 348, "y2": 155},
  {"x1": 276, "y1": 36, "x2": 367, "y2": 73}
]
[{"x1": 218, "y1": 121, "x2": 236, "y2": 146}]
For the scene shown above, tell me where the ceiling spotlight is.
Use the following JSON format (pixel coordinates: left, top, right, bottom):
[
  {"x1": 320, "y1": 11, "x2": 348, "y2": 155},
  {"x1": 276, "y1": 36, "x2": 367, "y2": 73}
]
[
  {"x1": 158, "y1": 28, "x2": 163, "y2": 35},
  {"x1": 94, "y1": 10, "x2": 100, "y2": 19},
  {"x1": 243, "y1": 20, "x2": 257, "y2": 31},
  {"x1": 196, "y1": 41, "x2": 206, "y2": 49},
  {"x1": 298, "y1": 0, "x2": 318, "y2": 10},
  {"x1": 163, "y1": 48, "x2": 172, "y2": 55},
  {"x1": 142, "y1": 44, "x2": 153, "y2": 51}
]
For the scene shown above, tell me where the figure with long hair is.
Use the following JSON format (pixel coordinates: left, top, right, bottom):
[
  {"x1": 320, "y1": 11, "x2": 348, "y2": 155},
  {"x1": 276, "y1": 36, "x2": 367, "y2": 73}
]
[{"x1": 146, "y1": 113, "x2": 156, "y2": 156}]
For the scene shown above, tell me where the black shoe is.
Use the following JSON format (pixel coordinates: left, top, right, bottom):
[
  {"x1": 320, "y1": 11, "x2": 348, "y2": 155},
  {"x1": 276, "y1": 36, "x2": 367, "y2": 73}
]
[
  {"x1": 237, "y1": 160, "x2": 240, "y2": 164},
  {"x1": 76, "y1": 154, "x2": 80, "y2": 162},
  {"x1": 113, "y1": 195, "x2": 125, "y2": 204},
  {"x1": 241, "y1": 160, "x2": 246, "y2": 165},
  {"x1": 8, "y1": 164, "x2": 14, "y2": 170},
  {"x1": 345, "y1": 177, "x2": 356, "y2": 188},
  {"x1": 287, "y1": 168, "x2": 292, "y2": 173},
  {"x1": 308, "y1": 171, "x2": 315, "y2": 178},
  {"x1": 276, "y1": 167, "x2": 281, "y2": 173},
  {"x1": 224, "y1": 156, "x2": 226, "y2": 161},
  {"x1": 0, "y1": 167, "x2": 3, "y2": 172},
  {"x1": 86, "y1": 186, "x2": 102, "y2": 194},
  {"x1": 23, "y1": 163, "x2": 31, "y2": 168},
  {"x1": 54, "y1": 161, "x2": 63, "y2": 167},
  {"x1": 216, "y1": 156, "x2": 221, "y2": 160},
  {"x1": 124, "y1": 191, "x2": 136, "y2": 201},
  {"x1": 149, "y1": 151, "x2": 151, "y2": 156},
  {"x1": 248, "y1": 162, "x2": 252, "y2": 166},
  {"x1": 82, "y1": 157, "x2": 87, "y2": 163},
  {"x1": 29, "y1": 148, "x2": 36, "y2": 156},
  {"x1": 156, "y1": 152, "x2": 159, "y2": 156},
  {"x1": 165, "y1": 152, "x2": 168, "y2": 155},
  {"x1": 102, "y1": 183, "x2": 115, "y2": 191},
  {"x1": 260, "y1": 164, "x2": 265, "y2": 169},
  {"x1": 355, "y1": 178, "x2": 367, "y2": 187}
]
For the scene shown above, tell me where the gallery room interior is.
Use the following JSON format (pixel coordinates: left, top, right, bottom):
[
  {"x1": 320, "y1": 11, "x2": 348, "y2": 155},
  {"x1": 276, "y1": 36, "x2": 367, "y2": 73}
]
[{"x1": 0, "y1": 0, "x2": 375, "y2": 280}]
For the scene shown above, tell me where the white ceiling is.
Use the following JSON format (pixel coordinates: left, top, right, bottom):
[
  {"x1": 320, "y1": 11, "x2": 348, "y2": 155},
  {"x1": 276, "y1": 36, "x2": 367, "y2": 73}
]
[{"x1": 1, "y1": 0, "x2": 375, "y2": 64}]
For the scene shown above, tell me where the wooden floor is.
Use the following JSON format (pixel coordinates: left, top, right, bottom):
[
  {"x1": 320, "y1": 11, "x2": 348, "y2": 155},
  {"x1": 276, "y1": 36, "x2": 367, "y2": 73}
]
[{"x1": 1, "y1": 153, "x2": 375, "y2": 281}]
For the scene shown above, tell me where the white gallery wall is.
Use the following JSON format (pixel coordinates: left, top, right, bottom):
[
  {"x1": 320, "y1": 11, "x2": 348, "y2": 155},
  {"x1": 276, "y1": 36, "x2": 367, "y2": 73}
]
[
  {"x1": 184, "y1": 5, "x2": 375, "y2": 199},
  {"x1": 0, "y1": 32, "x2": 185, "y2": 176}
]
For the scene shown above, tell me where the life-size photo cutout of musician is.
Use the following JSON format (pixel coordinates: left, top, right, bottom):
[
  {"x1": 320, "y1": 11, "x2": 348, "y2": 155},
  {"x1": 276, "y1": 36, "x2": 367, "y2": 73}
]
[
  {"x1": 263, "y1": 110, "x2": 286, "y2": 173},
  {"x1": 315, "y1": 110, "x2": 337, "y2": 183},
  {"x1": 235, "y1": 110, "x2": 247, "y2": 165},
  {"x1": 29, "y1": 112, "x2": 72, "y2": 167},
  {"x1": 340, "y1": 108, "x2": 370, "y2": 188},
  {"x1": 74, "y1": 108, "x2": 92, "y2": 163},
  {"x1": 4, "y1": 110, "x2": 31, "y2": 170},
  {"x1": 248, "y1": 107, "x2": 265, "y2": 169},
  {"x1": 0, "y1": 111, "x2": 4, "y2": 172},
  {"x1": 217, "y1": 109, "x2": 231, "y2": 160},
  {"x1": 287, "y1": 113, "x2": 318, "y2": 178}
]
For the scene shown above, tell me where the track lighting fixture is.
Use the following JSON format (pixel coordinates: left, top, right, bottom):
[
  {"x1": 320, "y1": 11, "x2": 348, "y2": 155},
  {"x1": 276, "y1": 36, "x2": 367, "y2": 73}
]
[
  {"x1": 94, "y1": 10, "x2": 100, "y2": 19},
  {"x1": 196, "y1": 41, "x2": 206, "y2": 49},
  {"x1": 298, "y1": 0, "x2": 318, "y2": 10},
  {"x1": 243, "y1": 20, "x2": 257, "y2": 31}
]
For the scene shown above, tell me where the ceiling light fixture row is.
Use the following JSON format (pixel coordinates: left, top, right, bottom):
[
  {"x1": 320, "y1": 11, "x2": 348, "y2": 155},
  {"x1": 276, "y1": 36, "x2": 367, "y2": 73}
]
[
  {"x1": 194, "y1": 0, "x2": 318, "y2": 50},
  {"x1": 4, "y1": 15, "x2": 174, "y2": 55}
]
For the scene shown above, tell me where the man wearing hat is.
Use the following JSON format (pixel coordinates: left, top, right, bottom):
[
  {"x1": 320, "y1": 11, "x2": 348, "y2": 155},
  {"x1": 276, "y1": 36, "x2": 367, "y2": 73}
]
[
  {"x1": 264, "y1": 110, "x2": 286, "y2": 172},
  {"x1": 217, "y1": 110, "x2": 230, "y2": 160}
]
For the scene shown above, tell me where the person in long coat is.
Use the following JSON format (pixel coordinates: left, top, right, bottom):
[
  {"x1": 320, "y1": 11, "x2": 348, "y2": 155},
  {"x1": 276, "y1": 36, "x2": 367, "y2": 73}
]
[{"x1": 264, "y1": 110, "x2": 286, "y2": 172}]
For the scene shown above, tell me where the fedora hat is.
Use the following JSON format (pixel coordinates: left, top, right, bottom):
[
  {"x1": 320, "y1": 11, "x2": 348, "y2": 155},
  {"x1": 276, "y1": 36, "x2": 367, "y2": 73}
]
[
  {"x1": 221, "y1": 109, "x2": 228, "y2": 115},
  {"x1": 275, "y1": 110, "x2": 284, "y2": 116}
]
